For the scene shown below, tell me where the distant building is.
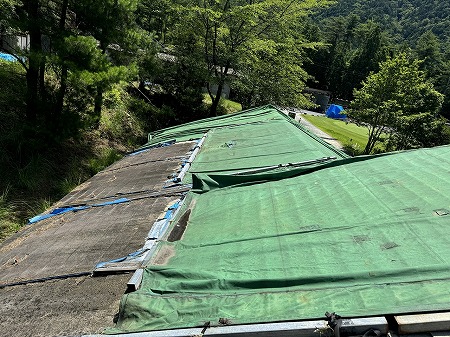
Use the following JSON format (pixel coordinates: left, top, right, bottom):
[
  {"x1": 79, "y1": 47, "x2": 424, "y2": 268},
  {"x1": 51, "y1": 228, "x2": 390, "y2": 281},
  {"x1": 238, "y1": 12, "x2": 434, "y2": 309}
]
[
  {"x1": 0, "y1": 34, "x2": 29, "y2": 53},
  {"x1": 303, "y1": 87, "x2": 331, "y2": 113}
]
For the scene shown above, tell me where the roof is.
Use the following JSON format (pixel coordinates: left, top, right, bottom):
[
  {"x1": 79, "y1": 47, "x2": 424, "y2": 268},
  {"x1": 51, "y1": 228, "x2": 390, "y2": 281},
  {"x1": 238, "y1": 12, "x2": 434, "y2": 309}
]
[
  {"x1": 113, "y1": 145, "x2": 450, "y2": 333},
  {"x1": 0, "y1": 141, "x2": 196, "y2": 336},
  {"x1": 2, "y1": 105, "x2": 450, "y2": 336}
]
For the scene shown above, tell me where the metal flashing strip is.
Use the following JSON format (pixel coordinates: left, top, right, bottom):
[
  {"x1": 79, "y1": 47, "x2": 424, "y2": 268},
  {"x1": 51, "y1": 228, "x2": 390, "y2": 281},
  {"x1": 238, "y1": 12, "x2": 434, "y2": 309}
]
[
  {"x1": 127, "y1": 268, "x2": 144, "y2": 292},
  {"x1": 172, "y1": 133, "x2": 208, "y2": 183},
  {"x1": 83, "y1": 316, "x2": 387, "y2": 337},
  {"x1": 94, "y1": 198, "x2": 186, "y2": 274}
]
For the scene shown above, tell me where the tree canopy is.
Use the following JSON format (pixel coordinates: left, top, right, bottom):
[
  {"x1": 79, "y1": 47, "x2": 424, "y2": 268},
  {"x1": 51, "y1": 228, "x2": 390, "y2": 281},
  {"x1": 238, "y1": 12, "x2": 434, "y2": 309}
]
[
  {"x1": 155, "y1": 0, "x2": 333, "y2": 115},
  {"x1": 350, "y1": 53, "x2": 446, "y2": 154}
]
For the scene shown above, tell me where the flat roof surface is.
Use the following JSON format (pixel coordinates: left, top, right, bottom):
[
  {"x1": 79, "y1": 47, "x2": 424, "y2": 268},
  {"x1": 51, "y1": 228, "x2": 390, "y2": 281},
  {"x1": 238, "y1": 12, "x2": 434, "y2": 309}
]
[
  {"x1": 3, "y1": 105, "x2": 450, "y2": 336},
  {"x1": 0, "y1": 142, "x2": 194, "y2": 336}
]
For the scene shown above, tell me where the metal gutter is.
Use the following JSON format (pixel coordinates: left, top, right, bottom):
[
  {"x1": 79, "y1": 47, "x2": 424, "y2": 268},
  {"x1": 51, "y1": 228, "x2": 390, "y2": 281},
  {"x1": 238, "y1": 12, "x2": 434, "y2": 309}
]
[{"x1": 83, "y1": 316, "x2": 388, "y2": 337}]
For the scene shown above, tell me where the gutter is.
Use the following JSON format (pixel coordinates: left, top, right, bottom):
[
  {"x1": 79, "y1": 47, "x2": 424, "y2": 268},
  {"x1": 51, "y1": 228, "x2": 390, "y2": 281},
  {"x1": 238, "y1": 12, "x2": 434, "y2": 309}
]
[{"x1": 82, "y1": 316, "x2": 387, "y2": 337}]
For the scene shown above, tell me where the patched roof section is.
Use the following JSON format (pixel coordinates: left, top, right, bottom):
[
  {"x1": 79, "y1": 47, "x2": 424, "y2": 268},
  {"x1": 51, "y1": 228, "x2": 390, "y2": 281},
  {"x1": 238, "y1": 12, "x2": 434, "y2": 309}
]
[{"x1": 0, "y1": 141, "x2": 195, "y2": 336}]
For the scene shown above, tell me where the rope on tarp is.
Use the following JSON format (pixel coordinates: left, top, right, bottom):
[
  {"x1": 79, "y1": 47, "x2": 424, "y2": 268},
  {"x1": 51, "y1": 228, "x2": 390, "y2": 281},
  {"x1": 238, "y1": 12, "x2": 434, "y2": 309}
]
[
  {"x1": 0, "y1": 271, "x2": 92, "y2": 289},
  {"x1": 231, "y1": 156, "x2": 337, "y2": 176}
]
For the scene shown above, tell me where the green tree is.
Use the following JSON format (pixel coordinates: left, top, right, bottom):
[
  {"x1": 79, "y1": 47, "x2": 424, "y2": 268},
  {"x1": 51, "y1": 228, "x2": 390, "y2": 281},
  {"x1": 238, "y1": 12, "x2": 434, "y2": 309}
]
[
  {"x1": 72, "y1": 0, "x2": 140, "y2": 125},
  {"x1": 170, "y1": 0, "x2": 332, "y2": 116},
  {"x1": 416, "y1": 31, "x2": 443, "y2": 79},
  {"x1": 233, "y1": 38, "x2": 312, "y2": 109},
  {"x1": 350, "y1": 53, "x2": 445, "y2": 154}
]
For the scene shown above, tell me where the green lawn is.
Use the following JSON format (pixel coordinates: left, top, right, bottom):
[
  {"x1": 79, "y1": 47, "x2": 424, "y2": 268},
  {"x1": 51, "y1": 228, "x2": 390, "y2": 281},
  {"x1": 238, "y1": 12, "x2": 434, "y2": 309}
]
[
  {"x1": 302, "y1": 114, "x2": 370, "y2": 155},
  {"x1": 203, "y1": 94, "x2": 242, "y2": 114}
]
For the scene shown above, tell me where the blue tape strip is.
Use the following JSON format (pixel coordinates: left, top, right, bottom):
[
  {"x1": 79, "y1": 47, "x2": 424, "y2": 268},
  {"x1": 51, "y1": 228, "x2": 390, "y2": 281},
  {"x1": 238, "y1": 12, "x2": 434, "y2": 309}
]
[
  {"x1": 95, "y1": 248, "x2": 146, "y2": 269},
  {"x1": 168, "y1": 201, "x2": 180, "y2": 210},
  {"x1": 28, "y1": 213, "x2": 54, "y2": 224},
  {"x1": 164, "y1": 209, "x2": 174, "y2": 220},
  {"x1": 93, "y1": 198, "x2": 129, "y2": 207},
  {"x1": 128, "y1": 140, "x2": 176, "y2": 156},
  {"x1": 28, "y1": 198, "x2": 130, "y2": 224}
]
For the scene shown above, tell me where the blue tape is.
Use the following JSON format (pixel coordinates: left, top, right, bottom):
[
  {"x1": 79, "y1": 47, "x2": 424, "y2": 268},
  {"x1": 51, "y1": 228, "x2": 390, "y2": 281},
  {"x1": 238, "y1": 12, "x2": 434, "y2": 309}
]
[
  {"x1": 93, "y1": 198, "x2": 129, "y2": 207},
  {"x1": 128, "y1": 140, "x2": 176, "y2": 156},
  {"x1": 28, "y1": 213, "x2": 55, "y2": 224},
  {"x1": 95, "y1": 248, "x2": 146, "y2": 269},
  {"x1": 164, "y1": 209, "x2": 174, "y2": 219},
  {"x1": 28, "y1": 198, "x2": 130, "y2": 224},
  {"x1": 168, "y1": 201, "x2": 180, "y2": 210}
]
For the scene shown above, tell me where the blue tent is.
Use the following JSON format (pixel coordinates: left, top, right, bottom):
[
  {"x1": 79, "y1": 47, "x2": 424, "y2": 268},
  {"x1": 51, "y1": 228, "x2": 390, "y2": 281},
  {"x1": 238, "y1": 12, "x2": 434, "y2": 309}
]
[{"x1": 326, "y1": 104, "x2": 347, "y2": 119}]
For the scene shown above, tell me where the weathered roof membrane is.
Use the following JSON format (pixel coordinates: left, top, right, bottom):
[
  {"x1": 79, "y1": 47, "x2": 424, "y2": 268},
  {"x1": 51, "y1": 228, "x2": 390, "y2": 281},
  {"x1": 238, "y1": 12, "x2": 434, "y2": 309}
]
[
  {"x1": 0, "y1": 141, "x2": 196, "y2": 336},
  {"x1": 2, "y1": 105, "x2": 450, "y2": 337}
]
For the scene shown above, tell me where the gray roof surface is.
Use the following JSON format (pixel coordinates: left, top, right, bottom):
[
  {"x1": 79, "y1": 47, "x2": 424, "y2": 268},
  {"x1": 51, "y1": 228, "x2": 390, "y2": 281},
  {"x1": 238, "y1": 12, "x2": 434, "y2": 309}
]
[{"x1": 0, "y1": 141, "x2": 194, "y2": 337}]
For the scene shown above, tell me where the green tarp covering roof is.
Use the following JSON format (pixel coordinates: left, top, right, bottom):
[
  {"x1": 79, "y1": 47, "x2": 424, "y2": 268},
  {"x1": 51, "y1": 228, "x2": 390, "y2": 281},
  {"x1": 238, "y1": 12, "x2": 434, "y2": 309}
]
[
  {"x1": 185, "y1": 116, "x2": 346, "y2": 182},
  {"x1": 111, "y1": 106, "x2": 450, "y2": 333},
  {"x1": 141, "y1": 106, "x2": 347, "y2": 157}
]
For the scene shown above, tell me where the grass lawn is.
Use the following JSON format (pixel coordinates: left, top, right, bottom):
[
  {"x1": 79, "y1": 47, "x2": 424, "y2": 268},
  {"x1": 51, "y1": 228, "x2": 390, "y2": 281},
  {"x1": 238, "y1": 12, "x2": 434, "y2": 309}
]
[
  {"x1": 302, "y1": 114, "x2": 370, "y2": 155},
  {"x1": 203, "y1": 94, "x2": 242, "y2": 114}
]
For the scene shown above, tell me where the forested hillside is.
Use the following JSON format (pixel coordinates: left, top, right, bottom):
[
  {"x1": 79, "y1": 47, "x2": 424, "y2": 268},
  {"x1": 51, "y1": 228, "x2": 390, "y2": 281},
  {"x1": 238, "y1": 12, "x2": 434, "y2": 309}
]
[
  {"x1": 0, "y1": 0, "x2": 331, "y2": 239},
  {"x1": 317, "y1": 0, "x2": 450, "y2": 44},
  {"x1": 304, "y1": 0, "x2": 450, "y2": 118}
]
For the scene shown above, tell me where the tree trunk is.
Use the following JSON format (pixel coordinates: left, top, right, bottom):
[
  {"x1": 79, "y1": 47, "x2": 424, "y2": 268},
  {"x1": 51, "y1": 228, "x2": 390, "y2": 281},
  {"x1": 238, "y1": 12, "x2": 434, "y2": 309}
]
[
  {"x1": 55, "y1": 65, "x2": 68, "y2": 122},
  {"x1": 39, "y1": 58, "x2": 45, "y2": 99},
  {"x1": 54, "y1": 0, "x2": 69, "y2": 125},
  {"x1": 210, "y1": 82, "x2": 223, "y2": 116},
  {"x1": 25, "y1": 0, "x2": 42, "y2": 122},
  {"x1": 209, "y1": 62, "x2": 230, "y2": 116},
  {"x1": 363, "y1": 127, "x2": 377, "y2": 154}
]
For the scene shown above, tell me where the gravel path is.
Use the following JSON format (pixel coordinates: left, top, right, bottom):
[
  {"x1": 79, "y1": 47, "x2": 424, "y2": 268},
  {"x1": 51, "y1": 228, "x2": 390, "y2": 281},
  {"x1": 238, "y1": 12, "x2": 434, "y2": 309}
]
[{"x1": 283, "y1": 110, "x2": 344, "y2": 150}]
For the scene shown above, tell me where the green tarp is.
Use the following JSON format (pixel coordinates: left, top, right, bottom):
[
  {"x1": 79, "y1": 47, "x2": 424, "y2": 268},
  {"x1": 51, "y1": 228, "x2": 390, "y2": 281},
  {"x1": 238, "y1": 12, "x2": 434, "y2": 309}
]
[
  {"x1": 111, "y1": 107, "x2": 450, "y2": 334},
  {"x1": 184, "y1": 116, "x2": 346, "y2": 183},
  {"x1": 140, "y1": 105, "x2": 347, "y2": 158}
]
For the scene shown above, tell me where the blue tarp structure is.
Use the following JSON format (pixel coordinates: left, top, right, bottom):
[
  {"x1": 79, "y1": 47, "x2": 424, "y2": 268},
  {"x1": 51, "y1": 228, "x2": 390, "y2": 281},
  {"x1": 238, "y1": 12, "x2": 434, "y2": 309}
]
[
  {"x1": 0, "y1": 52, "x2": 16, "y2": 62},
  {"x1": 326, "y1": 104, "x2": 347, "y2": 119}
]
